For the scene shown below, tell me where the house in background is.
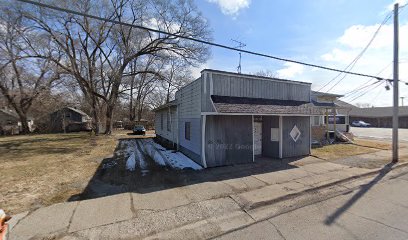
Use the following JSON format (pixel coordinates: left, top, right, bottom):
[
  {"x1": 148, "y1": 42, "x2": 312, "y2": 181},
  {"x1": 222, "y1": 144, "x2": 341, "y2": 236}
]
[
  {"x1": 154, "y1": 69, "x2": 320, "y2": 168},
  {"x1": 349, "y1": 106, "x2": 408, "y2": 128},
  {"x1": 0, "y1": 108, "x2": 34, "y2": 135},
  {"x1": 310, "y1": 91, "x2": 353, "y2": 142},
  {"x1": 50, "y1": 107, "x2": 92, "y2": 133}
]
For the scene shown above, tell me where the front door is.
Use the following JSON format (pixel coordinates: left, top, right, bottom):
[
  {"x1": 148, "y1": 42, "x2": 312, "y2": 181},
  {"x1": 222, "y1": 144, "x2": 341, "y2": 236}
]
[{"x1": 262, "y1": 116, "x2": 280, "y2": 158}]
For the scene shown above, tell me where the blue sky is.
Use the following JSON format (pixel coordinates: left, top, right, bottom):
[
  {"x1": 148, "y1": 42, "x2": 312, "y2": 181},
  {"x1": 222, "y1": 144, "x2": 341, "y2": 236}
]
[{"x1": 193, "y1": 0, "x2": 408, "y2": 107}]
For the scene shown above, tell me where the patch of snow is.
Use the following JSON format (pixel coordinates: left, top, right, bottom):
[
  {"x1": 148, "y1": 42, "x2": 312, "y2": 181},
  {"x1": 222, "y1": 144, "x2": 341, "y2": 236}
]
[
  {"x1": 142, "y1": 141, "x2": 167, "y2": 166},
  {"x1": 126, "y1": 152, "x2": 136, "y2": 171},
  {"x1": 149, "y1": 141, "x2": 203, "y2": 170}
]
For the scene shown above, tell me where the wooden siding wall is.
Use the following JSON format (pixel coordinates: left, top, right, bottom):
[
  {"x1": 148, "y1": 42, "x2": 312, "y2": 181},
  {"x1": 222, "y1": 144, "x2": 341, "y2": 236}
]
[
  {"x1": 175, "y1": 78, "x2": 203, "y2": 165},
  {"x1": 262, "y1": 116, "x2": 280, "y2": 158},
  {"x1": 154, "y1": 107, "x2": 177, "y2": 143},
  {"x1": 201, "y1": 73, "x2": 216, "y2": 112},
  {"x1": 211, "y1": 73, "x2": 310, "y2": 102},
  {"x1": 205, "y1": 115, "x2": 253, "y2": 167},
  {"x1": 282, "y1": 116, "x2": 310, "y2": 158}
]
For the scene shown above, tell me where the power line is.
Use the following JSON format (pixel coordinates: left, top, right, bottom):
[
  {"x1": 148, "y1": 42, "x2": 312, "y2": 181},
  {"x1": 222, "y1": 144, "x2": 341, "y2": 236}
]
[
  {"x1": 318, "y1": 12, "x2": 392, "y2": 92},
  {"x1": 341, "y1": 62, "x2": 392, "y2": 97},
  {"x1": 16, "y1": 0, "x2": 396, "y2": 82},
  {"x1": 348, "y1": 81, "x2": 383, "y2": 102}
]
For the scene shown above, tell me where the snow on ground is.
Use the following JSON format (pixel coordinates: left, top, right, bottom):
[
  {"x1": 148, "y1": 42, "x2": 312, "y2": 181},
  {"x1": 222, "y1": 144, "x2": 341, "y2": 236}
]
[
  {"x1": 147, "y1": 139, "x2": 203, "y2": 170},
  {"x1": 126, "y1": 152, "x2": 136, "y2": 171},
  {"x1": 141, "y1": 140, "x2": 167, "y2": 166},
  {"x1": 121, "y1": 139, "x2": 202, "y2": 171},
  {"x1": 122, "y1": 140, "x2": 149, "y2": 173}
]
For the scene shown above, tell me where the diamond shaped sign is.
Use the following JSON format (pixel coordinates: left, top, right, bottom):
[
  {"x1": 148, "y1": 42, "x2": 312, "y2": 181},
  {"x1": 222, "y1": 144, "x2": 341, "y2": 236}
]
[{"x1": 289, "y1": 125, "x2": 301, "y2": 142}]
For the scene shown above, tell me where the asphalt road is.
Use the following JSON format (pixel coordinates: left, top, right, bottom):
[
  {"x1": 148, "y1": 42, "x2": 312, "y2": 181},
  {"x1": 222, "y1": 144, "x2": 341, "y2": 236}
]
[
  {"x1": 215, "y1": 167, "x2": 408, "y2": 240},
  {"x1": 351, "y1": 127, "x2": 408, "y2": 142}
]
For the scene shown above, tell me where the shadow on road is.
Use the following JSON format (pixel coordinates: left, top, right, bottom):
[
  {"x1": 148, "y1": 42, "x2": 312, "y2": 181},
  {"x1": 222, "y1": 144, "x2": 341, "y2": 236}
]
[
  {"x1": 324, "y1": 162, "x2": 396, "y2": 225},
  {"x1": 68, "y1": 138, "x2": 301, "y2": 201}
]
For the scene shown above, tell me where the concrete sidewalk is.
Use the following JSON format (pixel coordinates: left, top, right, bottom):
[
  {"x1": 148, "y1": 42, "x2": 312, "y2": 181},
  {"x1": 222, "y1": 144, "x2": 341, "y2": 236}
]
[{"x1": 7, "y1": 154, "x2": 408, "y2": 240}]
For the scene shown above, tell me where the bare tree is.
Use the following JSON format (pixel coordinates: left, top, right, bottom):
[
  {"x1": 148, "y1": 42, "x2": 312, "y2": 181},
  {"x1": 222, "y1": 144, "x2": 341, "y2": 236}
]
[
  {"x1": 0, "y1": 7, "x2": 60, "y2": 134},
  {"x1": 22, "y1": 0, "x2": 117, "y2": 134},
  {"x1": 98, "y1": 0, "x2": 211, "y2": 134},
  {"x1": 161, "y1": 57, "x2": 193, "y2": 104},
  {"x1": 20, "y1": 0, "x2": 211, "y2": 134},
  {"x1": 253, "y1": 70, "x2": 276, "y2": 78}
]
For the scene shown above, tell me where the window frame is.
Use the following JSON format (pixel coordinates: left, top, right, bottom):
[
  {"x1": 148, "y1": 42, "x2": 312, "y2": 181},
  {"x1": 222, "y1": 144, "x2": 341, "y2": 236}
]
[{"x1": 185, "y1": 122, "x2": 191, "y2": 140}]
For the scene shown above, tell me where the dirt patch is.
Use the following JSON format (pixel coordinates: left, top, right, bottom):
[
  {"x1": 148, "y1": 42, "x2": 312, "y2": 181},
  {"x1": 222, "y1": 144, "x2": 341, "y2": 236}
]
[{"x1": 0, "y1": 130, "x2": 137, "y2": 214}]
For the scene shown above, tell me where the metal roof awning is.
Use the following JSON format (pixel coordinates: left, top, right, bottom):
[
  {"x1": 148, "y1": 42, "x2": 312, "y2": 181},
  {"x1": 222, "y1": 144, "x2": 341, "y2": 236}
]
[{"x1": 211, "y1": 95, "x2": 322, "y2": 115}]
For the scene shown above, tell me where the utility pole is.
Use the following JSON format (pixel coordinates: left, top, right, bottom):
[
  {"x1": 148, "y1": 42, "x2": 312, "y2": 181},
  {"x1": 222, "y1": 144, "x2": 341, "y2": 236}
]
[
  {"x1": 400, "y1": 97, "x2": 404, "y2": 106},
  {"x1": 392, "y1": 3, "x2": 399, "y2": 163}
]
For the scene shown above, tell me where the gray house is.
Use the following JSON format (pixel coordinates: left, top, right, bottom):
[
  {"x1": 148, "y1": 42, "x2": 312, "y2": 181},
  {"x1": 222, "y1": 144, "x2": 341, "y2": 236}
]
[
  {"x1": 50, "y1": 107, "x2": 92, "y2": 132},
  {"x1": 154, "y1": 69, "x2": 319, "y2": 168}
]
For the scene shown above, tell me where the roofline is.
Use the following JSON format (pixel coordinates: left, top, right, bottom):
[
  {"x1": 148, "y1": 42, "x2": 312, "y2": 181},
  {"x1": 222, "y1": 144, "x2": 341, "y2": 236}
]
[
  {"x1": 153, "y1": 101, "x2": 177, "y2": 112},
  {"x1": 201, "y1": 69, "x2": 312, "y2": 86},
  {"x1": 311, "y1": 90, "x2": 344, "y2": 98}
]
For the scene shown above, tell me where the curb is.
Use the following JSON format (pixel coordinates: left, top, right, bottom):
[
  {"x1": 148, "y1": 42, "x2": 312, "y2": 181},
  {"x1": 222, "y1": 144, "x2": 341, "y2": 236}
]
[{"x1": 246, "y1": 161, "x2": 408, "y2": 210}]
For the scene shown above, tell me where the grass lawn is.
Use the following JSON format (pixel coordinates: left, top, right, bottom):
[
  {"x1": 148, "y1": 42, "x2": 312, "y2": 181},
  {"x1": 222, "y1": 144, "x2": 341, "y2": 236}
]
[
  {"x1": 311, "y1": 138, "x2": 393, "y2": 160},
  {"x1": 0, "y1": 130, "x2": 143, "y2": 214}
]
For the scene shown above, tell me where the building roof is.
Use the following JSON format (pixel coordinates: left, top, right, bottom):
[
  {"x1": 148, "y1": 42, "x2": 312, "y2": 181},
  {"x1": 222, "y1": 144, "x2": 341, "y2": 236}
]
[
  {"x1": 211, "y1": 96, "x2": 321, "y2": 115},
  {"x1": 349, "y1": 106, "x2": 408, "y2": 117},
  {"x1": 0, "y1": 109, "x2": 19, "y2": 119},
  {"x1": 335, "y1": 99, "x2": 356, "y2": 109},
  {"x1": 65, "y1": 107, "x2": 90, "y2": 117},
  {"x1": 310, "y1": 100, "x2": 336, "y2": 108},
  {"x1": 201, "y1": 69, "x2": 312, "y2": 86},
  {"x1": 153, "y1": 100, "x2": 177, "y2": 112},
  {"x1": 311, "y1": 91, "x2": 344, "y2": 98}
]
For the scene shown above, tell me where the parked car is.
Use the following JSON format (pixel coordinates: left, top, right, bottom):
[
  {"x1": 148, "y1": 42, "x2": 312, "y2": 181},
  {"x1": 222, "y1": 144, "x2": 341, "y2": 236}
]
[
  {"x1": 351, "y1": 120, "x2": 371, "y2": 127},
  {"x1": 133, "y1": 125, "x2": 146, "y2": 135}
]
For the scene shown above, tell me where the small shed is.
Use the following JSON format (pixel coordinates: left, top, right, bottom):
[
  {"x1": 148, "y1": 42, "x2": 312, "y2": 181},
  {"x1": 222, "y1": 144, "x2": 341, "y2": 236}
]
[{"x1": 50, "y1": 107, "x2": 92, "y2": 133}]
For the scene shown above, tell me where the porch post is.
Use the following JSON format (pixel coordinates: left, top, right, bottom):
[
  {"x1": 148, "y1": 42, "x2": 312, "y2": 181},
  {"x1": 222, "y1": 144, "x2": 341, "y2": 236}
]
[
  {"x1": 252, "y1": 115, "x2": 255, "y2": 162},
  {"x1": 326, "y1": 108, "x2": 329, "y2": 141},
  {"x1": 333, "y1": 107, "x2": 337, "y2": 135},
  {"x1": 201, "y1": 115, "x2": 207, "y2": 168},
  {"x1": 279, "y1": 115, "x2": 283, "y2": 159}
]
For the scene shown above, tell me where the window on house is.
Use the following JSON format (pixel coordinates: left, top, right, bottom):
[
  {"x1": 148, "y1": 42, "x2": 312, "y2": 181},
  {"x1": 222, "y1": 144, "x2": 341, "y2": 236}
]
[
  {"x1": 167, "y1": 111, "x2": 171, "y2": 132},
  {"x1": 185, "y1": 122, "x2": 191, "y2": 140}
]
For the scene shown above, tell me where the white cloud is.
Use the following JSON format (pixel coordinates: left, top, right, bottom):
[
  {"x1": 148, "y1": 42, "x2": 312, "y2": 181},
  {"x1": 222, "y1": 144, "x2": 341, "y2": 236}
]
[
  {"x1": 277, "y1": 62, "x2": 305, "y2": 79},
  {"x1": 207, "y1": 0, "x2": 250, "y2": 16}
]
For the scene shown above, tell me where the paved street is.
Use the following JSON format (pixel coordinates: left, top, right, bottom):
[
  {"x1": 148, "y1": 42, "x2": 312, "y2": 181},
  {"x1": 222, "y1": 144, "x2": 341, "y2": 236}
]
[
  {"x1": 351, "y1": 127, "x2": 408, "y2": 142},
  {"x1": 215, "y1": 167, "x2": 408, "y2": 240}
]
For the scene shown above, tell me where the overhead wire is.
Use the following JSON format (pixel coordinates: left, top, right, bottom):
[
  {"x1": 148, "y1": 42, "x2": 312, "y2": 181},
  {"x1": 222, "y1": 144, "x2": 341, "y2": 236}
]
[
  {"x1": 341, "y1": 62, "x2": 392, "y2": 98},
  {"x1": 318, "y1": 11, "x2": 393, "y2": 92},
  {"x1": 16, "y1": 0, "x2": 397, "y2": 82},
  {"x1": 348, "y1": 81, "x2": 384, "y2": 102}
]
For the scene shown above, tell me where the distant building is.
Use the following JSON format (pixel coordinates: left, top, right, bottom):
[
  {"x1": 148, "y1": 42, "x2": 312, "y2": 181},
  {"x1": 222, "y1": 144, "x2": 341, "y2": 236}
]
[
  {"x1": 0, "y1": 108, "x2": 34, "y2": 135},
  {"x1": 50, "y1": 107, "x2": 92, "y2": 132},
  {"x1": 349, "y1": 106, "x2": 408, "y2": 128},
  {"x1": 310, "y1": 91, "x2": 353, "y2": 142}
]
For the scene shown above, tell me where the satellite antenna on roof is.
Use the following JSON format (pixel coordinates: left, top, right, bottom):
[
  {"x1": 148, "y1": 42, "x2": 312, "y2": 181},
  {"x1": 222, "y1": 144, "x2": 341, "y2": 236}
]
[{"x1": 231, "y1": 39, "x2": 246, "y2": 74}]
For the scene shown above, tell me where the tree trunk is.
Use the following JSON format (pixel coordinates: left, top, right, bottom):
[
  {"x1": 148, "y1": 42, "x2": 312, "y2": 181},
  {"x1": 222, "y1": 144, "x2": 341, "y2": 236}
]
[
  {"x1": 18, "y1": 114, "x2": 30, "y2": 134},
  {"x1": 104, "y1": 104, "x2": 114, "y2": 135},
  {"x1": 129, "y1": 79, "x2": 135, "y2": 121},
  {"x1": 90, "y1": 97, "x2": 100, "y2": 135}
]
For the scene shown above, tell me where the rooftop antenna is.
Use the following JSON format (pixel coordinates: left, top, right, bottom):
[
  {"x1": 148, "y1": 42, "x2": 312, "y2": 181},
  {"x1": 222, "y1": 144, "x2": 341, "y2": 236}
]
[{"x1": 231, "y1": 39, "x2": 246, "y2": 74}]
